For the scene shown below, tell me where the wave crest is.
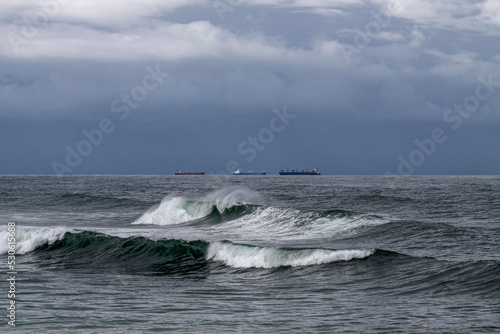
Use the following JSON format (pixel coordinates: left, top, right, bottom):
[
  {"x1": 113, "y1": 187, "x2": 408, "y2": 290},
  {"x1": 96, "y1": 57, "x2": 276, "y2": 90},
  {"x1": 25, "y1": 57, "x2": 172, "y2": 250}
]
[
  {"x1": 133, "y1": 196, "x2": 213, "y2": 225},
  {"x1": 0, "y1": 227, "x2": 69, "y2": 255},
  {"x1": 133, "y1": 187, "x2": 261, "y2": 225},
  {"x1": 207, "y1": 242, "x2": 374, "y2": 268}
]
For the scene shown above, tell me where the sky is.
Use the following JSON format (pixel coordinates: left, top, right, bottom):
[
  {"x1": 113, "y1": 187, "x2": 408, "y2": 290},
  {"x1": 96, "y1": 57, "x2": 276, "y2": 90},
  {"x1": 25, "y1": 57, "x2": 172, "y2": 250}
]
[{"x1": 0, "y1": 0, "x2": 499, "y2": 175}]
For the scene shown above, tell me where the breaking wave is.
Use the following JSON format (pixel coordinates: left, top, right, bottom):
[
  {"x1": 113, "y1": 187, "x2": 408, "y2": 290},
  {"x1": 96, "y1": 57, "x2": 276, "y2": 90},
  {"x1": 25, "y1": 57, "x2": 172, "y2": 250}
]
[
  {"x1": 1, "y1": 228, "x2": 376, "y2": 269},
  {"x1": 207, "y1": 241, "x2": 374, "y2": 268},
  {"x1": 0, "y1": 226, "x2": 70, "y2": 255},
  {"x1": 131, "y1": 187, "x2": 390, "y2": 241},
  {"x1": 4, "y1": 227, "x2": 499, "y2": 296},
  {"x1": 132, "y1": 187, "x2": 261, "y2": 225}
]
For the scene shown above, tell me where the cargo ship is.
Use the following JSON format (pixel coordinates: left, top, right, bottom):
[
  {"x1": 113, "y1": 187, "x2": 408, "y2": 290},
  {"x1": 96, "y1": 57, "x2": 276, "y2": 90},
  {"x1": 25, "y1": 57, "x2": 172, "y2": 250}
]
[
  {"x1": 279, "y1": 168, "x2": 321, "y2": 175},
  {"x1": 232, "y1": 169, "x2": 266, "y2": 175},
  {"x1": 175, "y1": 170, "x2": 205, "y2": 175}
]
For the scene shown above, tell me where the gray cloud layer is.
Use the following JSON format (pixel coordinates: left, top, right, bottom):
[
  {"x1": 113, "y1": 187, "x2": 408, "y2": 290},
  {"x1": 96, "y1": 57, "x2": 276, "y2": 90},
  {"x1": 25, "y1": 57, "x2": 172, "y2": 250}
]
[{"x1": 1, "y1": 0, "x2": 499, "y2": 174}]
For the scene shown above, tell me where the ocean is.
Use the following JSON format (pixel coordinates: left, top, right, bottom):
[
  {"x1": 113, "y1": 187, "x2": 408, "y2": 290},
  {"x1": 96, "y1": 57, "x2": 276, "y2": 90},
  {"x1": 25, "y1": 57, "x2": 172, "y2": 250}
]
[{"x1": 1, "y1": 175, "x2": 499, "y2": 333}]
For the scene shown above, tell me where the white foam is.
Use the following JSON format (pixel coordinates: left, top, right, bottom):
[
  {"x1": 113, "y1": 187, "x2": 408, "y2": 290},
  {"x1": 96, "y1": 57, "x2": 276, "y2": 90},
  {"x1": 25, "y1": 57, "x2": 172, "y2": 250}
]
[
  {"x1": 132, "y1": 187, "x2": 261, "y2": 226},
  {"x1": 207, "y1": 242, "x2": 374, "y2": 268},
  {"x1": 132, "y1": 196, "x2": 212, "y2": 225},
  {"x1": 202, "y1": 187, "x2": 261, "y2": 213},
  {"x1": 0, "y1": 226, "x2": 70, "y2": 255},
  {"x1": 210, "y1": 206, "x2": 390, "y2": 241}
]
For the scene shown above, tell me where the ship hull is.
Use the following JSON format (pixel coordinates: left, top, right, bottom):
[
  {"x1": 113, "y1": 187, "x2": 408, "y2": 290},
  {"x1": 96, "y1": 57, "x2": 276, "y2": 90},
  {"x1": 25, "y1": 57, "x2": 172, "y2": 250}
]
[
  {"x1": 233, "y1": 172, "x2": 266, "y2": 175},
  {"x1": 279, "y1": 172, "x2": 320, "y2": 175},
  {"x1": 175, "y1": 172, "x2": 205, "y2": 175},
  {"x1": 279, "y1": 168, "x2": 321, "y2": 175}
]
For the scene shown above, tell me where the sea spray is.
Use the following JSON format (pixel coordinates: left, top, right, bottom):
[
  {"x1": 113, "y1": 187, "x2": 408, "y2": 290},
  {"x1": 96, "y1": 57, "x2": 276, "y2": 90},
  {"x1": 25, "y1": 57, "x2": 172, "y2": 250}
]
[
  {"x1": 132, "y1": 187, "x2": 262, "y2": 225},
  {"x1": 133, "y1": 196, "x2": 213, "y2": 225}
]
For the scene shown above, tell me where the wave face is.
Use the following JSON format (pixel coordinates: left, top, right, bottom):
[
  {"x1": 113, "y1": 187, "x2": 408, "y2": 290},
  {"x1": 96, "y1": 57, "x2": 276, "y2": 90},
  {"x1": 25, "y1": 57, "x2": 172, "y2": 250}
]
[{"x1": 38, "y1": 231, "x2": 208, "y2": 273}]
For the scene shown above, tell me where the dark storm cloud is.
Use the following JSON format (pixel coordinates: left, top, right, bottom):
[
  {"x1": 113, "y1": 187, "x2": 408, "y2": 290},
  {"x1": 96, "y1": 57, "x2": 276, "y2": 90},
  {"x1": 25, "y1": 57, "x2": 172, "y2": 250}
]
[{"x1": 0, "y1": 0, "x2": 499, "y2": 174}]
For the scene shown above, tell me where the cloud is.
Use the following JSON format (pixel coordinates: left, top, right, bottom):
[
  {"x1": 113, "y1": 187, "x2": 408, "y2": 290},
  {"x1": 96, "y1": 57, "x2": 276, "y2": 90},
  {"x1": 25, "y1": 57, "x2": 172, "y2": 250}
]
[
  {"x1": 1, "y1": 0, "x2": 206, "y2": 26},
  {"x1": 374, "y1": 31, "x2": 405, "y2": 42},
  {"x1": 380, "y1": 0, "x2": 500, "y2": 34},
  {"x1": 0, "y1": 0, "x2": 499, "y2": 123},
  {"x1": 290, "y1": 8, "x2": 348, "y2": 17},
  {"x1": 2, "y1": 16, "x2": 349, "y2": 65}
]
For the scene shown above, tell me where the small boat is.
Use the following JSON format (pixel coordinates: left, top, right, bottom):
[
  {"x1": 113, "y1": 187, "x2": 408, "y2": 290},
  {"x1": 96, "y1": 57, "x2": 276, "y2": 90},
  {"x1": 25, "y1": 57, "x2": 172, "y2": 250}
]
[
  {"x1": 233, "y1": 169, "x2": 266, "y2": 175},
  {"x1": 279, "y1": 168, "x2": 321, "y2": 175},
  {"x1": 175, "y1": 170, "x2": 205, "y2": 175}
]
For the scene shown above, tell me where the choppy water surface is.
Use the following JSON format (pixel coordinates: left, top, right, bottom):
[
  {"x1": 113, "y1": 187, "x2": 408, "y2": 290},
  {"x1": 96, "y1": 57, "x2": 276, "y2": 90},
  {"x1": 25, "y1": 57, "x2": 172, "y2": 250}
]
[{"x1": 1, "y1": 175, "x2": 499, "y2": 333}]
